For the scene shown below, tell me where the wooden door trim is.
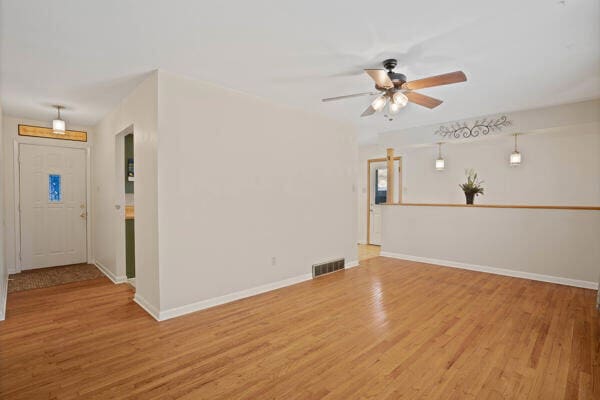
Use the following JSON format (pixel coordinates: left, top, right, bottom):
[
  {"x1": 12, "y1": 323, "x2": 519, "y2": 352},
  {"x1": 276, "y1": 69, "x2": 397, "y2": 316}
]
[{"x1": 366, "y1": 156, "x2": 402, "y2": 245}]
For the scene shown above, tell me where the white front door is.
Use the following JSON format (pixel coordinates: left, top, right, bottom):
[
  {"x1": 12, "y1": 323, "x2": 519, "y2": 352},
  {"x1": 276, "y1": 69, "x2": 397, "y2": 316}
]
[
  {"x1": 19, "y1": 144, "x2": 87, "y2": 269},
  {"x1": 369, "y1": 167, "x2": 387, "y2": 245}
]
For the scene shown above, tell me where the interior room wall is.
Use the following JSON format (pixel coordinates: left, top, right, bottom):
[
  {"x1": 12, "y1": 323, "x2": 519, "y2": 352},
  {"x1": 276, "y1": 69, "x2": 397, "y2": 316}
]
[
  {"x1": 156, "y1": 71, "x2": 358, "y2": 314},
  {"x1": 1, "y1": 115, "x2": 90, "y2": 275},
  {"x1": 400, "y1": 122, "x2": 600, "y2": 205},
  {"x1": 91, "y1": 71, "x2": 159, "y2": 313},
  {"x1": 0, "y1": 105, "x2": 6, "y2": 321},
  {"x1": 381, "y1": 205, "x2": 600, "y2": 286}
]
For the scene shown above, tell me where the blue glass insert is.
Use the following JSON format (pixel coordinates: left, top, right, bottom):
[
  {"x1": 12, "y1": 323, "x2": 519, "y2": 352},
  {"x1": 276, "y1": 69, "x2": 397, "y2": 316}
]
[{"x1": 49, "y1": 174, "x2": 61, "y2": 202}]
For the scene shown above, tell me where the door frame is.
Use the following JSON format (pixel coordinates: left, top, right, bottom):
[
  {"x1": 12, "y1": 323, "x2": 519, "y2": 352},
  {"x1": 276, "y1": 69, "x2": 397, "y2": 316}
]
[
  {"x1": 114, "y1": 126, "x2": 134, "y2": 282},
  {"x1": 13, "y1": 140, "x2": 92, "y2": 273},
  {"x1": 366, "y1": 156, "x2": 402, "y2": 245}
]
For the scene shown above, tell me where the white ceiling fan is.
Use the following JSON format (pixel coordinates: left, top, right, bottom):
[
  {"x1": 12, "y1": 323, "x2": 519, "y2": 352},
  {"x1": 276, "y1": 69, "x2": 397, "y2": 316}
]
[{"x1": 322, "y1": 59, "x2": 467, "y2": 120}]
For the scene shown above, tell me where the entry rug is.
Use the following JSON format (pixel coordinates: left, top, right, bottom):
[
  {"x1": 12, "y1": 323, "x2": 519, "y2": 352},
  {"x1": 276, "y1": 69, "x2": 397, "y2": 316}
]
[{"x1": 8, "y1": 264, "x2": 105, "y2": 293}]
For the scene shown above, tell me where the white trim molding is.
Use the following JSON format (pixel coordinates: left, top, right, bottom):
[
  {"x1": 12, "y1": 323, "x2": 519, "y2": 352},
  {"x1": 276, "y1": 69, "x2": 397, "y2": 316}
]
[
  {"x1": 133, "y1": 293, "x2": 160, "y2": 321},
  {"x1": 157, "y1": 272, "x2": 313, "y2": 321},
  {"x1": 0, "y1": 275, "x2": 7, "y2": 321},
  {"x1": 380, "y1": 251, "x2": 598, "y2": 290},
  {"x1": 345, "y1": 260, "x2": 360, "y2": 269},
  {"x1": 94, "y1": 260, "x2": 127, "y2": 284}
]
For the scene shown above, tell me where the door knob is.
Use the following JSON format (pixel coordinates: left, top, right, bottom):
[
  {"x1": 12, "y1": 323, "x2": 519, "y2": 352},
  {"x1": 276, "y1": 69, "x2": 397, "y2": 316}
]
[{"x1": 80, "y1": 212, "x2": 87, "y2": 219}]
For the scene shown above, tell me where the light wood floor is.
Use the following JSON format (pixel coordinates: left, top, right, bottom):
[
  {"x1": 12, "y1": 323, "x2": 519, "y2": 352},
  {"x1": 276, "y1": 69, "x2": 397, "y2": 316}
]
[
  {"x1": 358, "y1": 243, "x2": 381, "y2": 260},
  {"x1": 1, "y1": 256, "x2": 598, "y2": 399}
]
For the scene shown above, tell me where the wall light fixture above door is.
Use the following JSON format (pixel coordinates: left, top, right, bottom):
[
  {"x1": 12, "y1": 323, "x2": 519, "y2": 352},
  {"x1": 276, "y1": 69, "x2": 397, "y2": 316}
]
[{"x1": 52, "y1": 105, "x2": 66, "y2": 134}]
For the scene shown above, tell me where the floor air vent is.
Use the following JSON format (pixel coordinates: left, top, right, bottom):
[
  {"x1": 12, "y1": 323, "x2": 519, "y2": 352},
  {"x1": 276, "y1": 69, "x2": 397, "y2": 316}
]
[{"x1": 312, "y1": 258, "x2": 345, "y2": 278}]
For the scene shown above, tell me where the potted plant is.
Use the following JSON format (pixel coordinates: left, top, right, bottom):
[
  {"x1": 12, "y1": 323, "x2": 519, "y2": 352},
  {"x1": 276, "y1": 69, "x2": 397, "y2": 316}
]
[{"x1": 459, "y1": 169, "x2": 484, "y2": 205}]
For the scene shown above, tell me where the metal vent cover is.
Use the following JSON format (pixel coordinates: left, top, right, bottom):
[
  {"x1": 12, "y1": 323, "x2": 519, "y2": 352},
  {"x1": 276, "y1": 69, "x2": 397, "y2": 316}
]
[{"x1": 312, "y1": 258, "x2": 345, "y2": 278}]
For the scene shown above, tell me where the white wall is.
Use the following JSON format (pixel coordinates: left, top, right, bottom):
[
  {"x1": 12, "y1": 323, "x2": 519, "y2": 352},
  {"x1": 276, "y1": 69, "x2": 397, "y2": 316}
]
[
  {"x1": 157, "y1": 71, "x2": 357, "y2": 312},
  {"x1": 379, "y1": 99, "x2": 600, "y2": 147},
  {"x1": 92, "y1": 72, "x2": 160, "y2": 312},
  {"x1": 357, "y1": 101, "x2": 600, "y2": 235},
  {"x1": 400, "y1": 122, "x2": 600, "y2": 205},
  {"x1": 1, "y1": 116, "x2": 90, "y2": 275},
  {"x1": 0, "y1": 106, "x2": 6, "y2": 320},
  {"x1": 381, "y1": 205, "x2": 600, "y2": 287}
]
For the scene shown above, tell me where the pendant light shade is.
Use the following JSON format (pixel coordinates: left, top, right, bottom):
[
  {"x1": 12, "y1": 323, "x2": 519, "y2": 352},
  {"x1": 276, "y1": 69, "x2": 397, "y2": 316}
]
[
  {"x1": 510, "y1": 134, "x2": 522, "y2": 166},
  {"x1": 371, "y1": 95, "x2": 387, "y2": 112},
  {"x1": 392, "y1": 91, "x2": 408, "y2": 108},
  {"x1": 388, "y1": 102, "x2": 402, "y2": 115},
  {"x1": 52, "y1": 106, "x2": 66, "y2": 134},
  {"x1": 435, "y1": 142, "x2": 445, "y2": 170}
]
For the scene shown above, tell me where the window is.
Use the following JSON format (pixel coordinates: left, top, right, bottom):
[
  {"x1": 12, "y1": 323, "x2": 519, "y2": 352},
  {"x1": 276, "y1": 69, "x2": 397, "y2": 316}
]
[
  {"x1": 49, "y1": 174, "x2": 61, "y2": 202},
  {"x1": 375, "y1": 168, "x2": 387, "y2": 204}
]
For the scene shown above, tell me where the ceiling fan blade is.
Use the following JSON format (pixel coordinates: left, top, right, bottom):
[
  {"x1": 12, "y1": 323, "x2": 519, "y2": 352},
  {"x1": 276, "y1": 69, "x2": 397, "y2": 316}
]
[
  {"x1": 360, "y1": 105, "x2": 377, "y2": 117},
  {"x1": 364, "y1": 69, "x2": 394, "y2": 89},
  {"x1": 402, "y1": 71, "x2": 466, "y2": 90},
  {"x1": 405, "y1": 91, "x2": 443, "y2": 109},
  {"x1": 321, "y1": 92, "x2": 378, "y2": 102}
]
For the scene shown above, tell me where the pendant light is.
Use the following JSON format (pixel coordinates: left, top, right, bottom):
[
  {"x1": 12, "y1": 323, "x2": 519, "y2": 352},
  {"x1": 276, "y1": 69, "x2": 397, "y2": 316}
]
[
  {"x1": 392, "y1": 91, "x2": 408, "y2": 108},
  {"x1": 510, "y1": 133, "x2": 522, "y2": 166},
  {"x1": 435, "y1": 142, "x2": 445, "y2": 170},
  {"x1": 52, "y1": 105, "x2": 66, "y2": 134},
  {"x1": 371, "y1": 95, "x2": 387, "y2": 112}
]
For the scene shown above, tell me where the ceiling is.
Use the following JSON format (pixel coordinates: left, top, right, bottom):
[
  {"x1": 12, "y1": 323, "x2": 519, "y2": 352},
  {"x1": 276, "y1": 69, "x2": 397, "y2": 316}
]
[{"x1": 1, "y1": 0, "x2": 599, "y2": 143}]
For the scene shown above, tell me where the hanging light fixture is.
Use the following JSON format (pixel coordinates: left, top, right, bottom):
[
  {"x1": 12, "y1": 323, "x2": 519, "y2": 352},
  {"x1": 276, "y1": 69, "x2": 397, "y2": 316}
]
[
  {"x1": 371, "y1": 95, "x2": 387, "y2": 112},
  {"x1": 435, "y1": 142, "x2": 445, "y2": 170},
  {"x1": 52, "y1": 105, "x2": 66, "y2": 134},
  {"x1": 510, "y1": 133, "x2": 522, "y2": 166},
  {"x1": 392, "y1": 91, "x2": 408, "y2": 108},
  {"x1": 388, "y1": 102, "x2": 402, "y2": 115}
]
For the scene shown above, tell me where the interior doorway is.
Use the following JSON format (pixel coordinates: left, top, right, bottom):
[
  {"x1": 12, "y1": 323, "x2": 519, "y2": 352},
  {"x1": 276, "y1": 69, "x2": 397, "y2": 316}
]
[
  {"x1": 366, "y1": 156, "x2": 401, "y2": 245},
  {"x1": 18, "y1": 143, "x2": 88, "y2": 269},
  {"x1": 115, "y1": 128, "x2": 136, "y2": 288}
]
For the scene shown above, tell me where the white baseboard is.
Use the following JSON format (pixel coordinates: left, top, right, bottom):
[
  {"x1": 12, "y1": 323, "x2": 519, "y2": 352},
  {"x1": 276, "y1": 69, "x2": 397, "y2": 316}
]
[
  {"x1": 0, "y1": 273, "x2": 7, "y2": 321},
  {"x1": 157, "y1": 272, "x2": 313, "y2": 321},
  {"x1": 133, "y1": 293, "x2": 161, "y2": 321},
  {"x1": 94, "y1": 260, "x2": 127, "y2": 284},
  {"x1": 346, "y1": 260, "x2": 360, "y2": 268},
  {"x1": 380, "y1": 251, "x2": 598, "y2": 290}
]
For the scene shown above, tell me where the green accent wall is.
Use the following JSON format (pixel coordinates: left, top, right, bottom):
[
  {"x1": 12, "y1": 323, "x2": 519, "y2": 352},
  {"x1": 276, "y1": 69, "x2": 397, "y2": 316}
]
[
  {"x1": 125, "y1": 133, "x2": 134, "y2": 194},
  {"x1": 126, "y1": 219, "x2": 135, "y2": 279},
  {"x1": 125, "y1": 133, "x2": 135, "y2": 279}
]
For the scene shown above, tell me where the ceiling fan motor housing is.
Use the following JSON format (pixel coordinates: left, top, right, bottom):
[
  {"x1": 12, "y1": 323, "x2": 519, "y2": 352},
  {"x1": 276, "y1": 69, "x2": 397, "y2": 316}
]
[{"x1": 377, "y1": 59, "x2": 407, "y2": 90}]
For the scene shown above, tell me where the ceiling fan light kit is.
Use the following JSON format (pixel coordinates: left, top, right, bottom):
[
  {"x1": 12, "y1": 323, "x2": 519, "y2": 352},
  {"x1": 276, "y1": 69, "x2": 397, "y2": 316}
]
[
  {"x1": 371, "y1": 95, "x2": 387, "y2": 112},
  {"x1": 322, "y1": 59, "x2": 467, "y2": 120}
]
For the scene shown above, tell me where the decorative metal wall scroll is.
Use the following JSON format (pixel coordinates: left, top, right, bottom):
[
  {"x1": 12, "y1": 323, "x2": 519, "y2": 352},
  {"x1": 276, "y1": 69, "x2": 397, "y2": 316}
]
[{"x1": 434, "y1": 116, "x2": 512, "y2": 139}]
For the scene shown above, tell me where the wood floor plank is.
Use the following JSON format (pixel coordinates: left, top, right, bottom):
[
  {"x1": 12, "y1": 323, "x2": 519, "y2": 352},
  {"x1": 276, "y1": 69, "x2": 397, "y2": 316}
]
[{"x1": 0, "y1": 256, "x2": 598, "y2": 399}]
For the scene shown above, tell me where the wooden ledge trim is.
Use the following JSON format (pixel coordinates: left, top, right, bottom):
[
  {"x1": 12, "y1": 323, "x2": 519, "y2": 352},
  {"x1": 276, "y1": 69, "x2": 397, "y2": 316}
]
[
  {"x1": 19, "y1": 124, "x2": 87, "y2": 142},
  {"x1": 382, "y1": 203, "x2": 600, "y2": 211}
]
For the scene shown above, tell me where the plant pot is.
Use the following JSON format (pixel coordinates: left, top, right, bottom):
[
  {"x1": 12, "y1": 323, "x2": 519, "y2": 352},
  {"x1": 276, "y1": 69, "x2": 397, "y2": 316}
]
[{"x1": 465, "y1": 192, "x2": 475, "y2": 205}]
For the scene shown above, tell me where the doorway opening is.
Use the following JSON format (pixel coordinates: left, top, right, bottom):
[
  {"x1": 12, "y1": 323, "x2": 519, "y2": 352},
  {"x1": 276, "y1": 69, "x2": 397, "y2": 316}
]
[
  {"x1": 115, "y1": 128, "x2": 136, "y2": 288},
  {"x1": 366, "y1": 156, "x2": 402, "y2": 246}
]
